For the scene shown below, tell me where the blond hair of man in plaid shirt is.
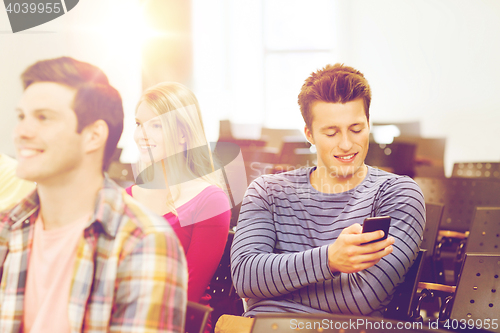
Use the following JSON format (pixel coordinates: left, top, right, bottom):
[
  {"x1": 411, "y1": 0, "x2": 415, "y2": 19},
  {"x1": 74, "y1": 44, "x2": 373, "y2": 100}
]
[{"x1": 0, "y1": 57, "x2": 187, "y2": 332}]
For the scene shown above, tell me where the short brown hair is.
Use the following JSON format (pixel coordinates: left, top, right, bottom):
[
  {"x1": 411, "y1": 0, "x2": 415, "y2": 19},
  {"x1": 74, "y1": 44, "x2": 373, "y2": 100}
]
[
  {"x1": 298, "y1": 63, "x2": 371, "y2": 130},
  {"x1": 21, "y1": 57, "x2": 123, "y2": 170}
]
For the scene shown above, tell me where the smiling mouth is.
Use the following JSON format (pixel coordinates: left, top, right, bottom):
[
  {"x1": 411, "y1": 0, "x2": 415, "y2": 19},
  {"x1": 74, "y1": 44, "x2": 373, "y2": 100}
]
[
  {"x1": 140, "y1": 145, "x2": 156, "y2": 150},
  {"x1": 19, "y1": 148, "x2": 43, "y2": 157},
  {"x1": 335, "y1": 153, "x2": 357, "y2": 161}
]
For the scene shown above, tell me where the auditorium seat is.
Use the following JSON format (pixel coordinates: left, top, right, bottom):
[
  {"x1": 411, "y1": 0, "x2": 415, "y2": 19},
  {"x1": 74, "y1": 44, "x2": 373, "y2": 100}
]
[
  {"x1": 420, "y1": 203, "x2": 444, "y2": 284},
  {"x1": 277, "y1": 136, "x2": 311, "y2": 165},
  {"x1": 260, "y1": 127, "x2": 303, "y2": 150},
  {"x1": 384, "y1": 250, "x2": 427, "y2": 321},
  {"x1": 452, "y1": 162, "x2": 500, "y2": 180},
  {"x1": 414, "y1": 177, "x2": 500, "y2": 285},
  {"x1": 365, "y1": 141, "x2": 417, "y2": 177},
  {"x1": 185, "y1": 301, "x2": 213, "y2": 333},
  {"x1": 208, "y1": 231, "x2": 244, "y2": 331},
  {"x1": 453, "y1": 207, "x2": 500, "y2": 282},
  {"x1": 414, "y1": 177, "x2": 500, "y2": 234},
  {"x1": 417, "y1": 254, "x2": 500, "y2": 332}
]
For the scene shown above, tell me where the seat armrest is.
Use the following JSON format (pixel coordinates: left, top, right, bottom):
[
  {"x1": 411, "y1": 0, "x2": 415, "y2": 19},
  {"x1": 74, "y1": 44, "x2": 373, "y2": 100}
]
[{"x1": 418, "y1": 282, "x2": 456, "y2": 293}]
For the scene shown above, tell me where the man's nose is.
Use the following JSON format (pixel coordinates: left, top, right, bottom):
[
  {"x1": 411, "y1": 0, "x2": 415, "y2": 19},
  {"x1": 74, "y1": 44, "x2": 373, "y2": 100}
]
[
  {"x1": 338, "y1": 132, "x2": 353, "y2": 151},
  {"x1": 14, "y1": 117, "x2": 35, "y2": 141}
]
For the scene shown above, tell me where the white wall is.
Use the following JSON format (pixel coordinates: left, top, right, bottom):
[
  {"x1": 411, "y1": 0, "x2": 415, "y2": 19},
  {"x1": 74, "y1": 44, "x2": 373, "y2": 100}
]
[
  {"x1": 191, "y1": 0, "x2": 500, "y2": 175},
  {"x1": 0, "y1": 7, "x2": 68, "y2": 156},
  {"x1": 346, "y1": 0, "x2": 500, "y2": 174},
  {"x1": 192, "y1": 0, "x2": 265, "y2": 142},
  {"x1": 0, "y1": 0, "x2": 142, "y2": 162}
]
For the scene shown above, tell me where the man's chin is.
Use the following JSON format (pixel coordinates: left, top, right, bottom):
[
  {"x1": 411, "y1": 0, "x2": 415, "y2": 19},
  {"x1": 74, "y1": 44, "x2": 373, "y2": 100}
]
[{"x1": 16, "y1": 168, "x2": 40, "y2": 183}]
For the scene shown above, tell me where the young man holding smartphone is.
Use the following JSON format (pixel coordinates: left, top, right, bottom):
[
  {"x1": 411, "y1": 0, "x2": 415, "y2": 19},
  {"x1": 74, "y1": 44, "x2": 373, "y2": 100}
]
[
  {"x1": 231, "y1": 64, "x2": 425, "y2": 316},
  {"x1": 0, "y1": 57, "x2": 187, "y2": 332}
]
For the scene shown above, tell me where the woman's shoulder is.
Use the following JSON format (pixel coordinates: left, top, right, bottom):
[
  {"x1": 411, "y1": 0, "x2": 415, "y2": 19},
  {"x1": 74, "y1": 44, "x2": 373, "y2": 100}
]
[
  {"x1": 189, "y1": 183, "x2": 229, "y2": 206},
  {"x1": 175, "y1": 183, "x2": 230, "y2": 229}
]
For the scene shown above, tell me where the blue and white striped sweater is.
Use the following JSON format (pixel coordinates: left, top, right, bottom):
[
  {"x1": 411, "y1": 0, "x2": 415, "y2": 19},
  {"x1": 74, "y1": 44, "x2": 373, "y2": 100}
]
[{"x1": 231, "y1": 166, "x2": 425, "y2": 317}]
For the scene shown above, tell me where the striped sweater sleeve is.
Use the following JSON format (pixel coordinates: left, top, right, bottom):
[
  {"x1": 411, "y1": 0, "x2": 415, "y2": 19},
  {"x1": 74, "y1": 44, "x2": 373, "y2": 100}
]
[
  {"x1": 337, "y1": 177, "x2": 425, "y2": 315},
  {"x1": 230, "y1": 178, "x2": 336, "y2": 299}
]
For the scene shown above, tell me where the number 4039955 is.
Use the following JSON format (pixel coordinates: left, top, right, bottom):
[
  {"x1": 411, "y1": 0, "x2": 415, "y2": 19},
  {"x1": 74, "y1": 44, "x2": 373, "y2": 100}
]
[
  {"x1": 6, "y1": 2, "x2": 62, "y2": 14},
  {"x1": 443, "y1": 318, "x2": 498, "y2": 330}
]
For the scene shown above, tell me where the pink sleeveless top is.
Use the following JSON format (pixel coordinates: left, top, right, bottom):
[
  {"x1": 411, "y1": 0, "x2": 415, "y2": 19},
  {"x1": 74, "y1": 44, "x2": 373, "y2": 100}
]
[{"x1": 126, "y1": 185, "x2": 230, "y2": 303}]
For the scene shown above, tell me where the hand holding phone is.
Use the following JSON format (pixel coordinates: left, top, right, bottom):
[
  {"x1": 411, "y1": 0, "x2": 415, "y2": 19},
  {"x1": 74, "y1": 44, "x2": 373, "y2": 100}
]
[
  {"x1": 327, "y1": 220, "x2": 394, "y2": 274},
  {"x1": 361, "y1": 216, "x2": 391, "y2": 245}
]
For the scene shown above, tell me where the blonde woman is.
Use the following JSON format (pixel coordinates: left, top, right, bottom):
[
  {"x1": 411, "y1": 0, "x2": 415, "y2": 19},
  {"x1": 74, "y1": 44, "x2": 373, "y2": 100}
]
[{"x1": 126, "y1": 83, "x2": 230, "y2": 324}]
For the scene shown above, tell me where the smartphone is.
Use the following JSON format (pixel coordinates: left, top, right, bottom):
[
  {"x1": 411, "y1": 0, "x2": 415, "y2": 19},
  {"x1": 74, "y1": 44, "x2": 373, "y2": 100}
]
[{"x1": 361, "y1": 216, "x2": 391, "y2": 245}]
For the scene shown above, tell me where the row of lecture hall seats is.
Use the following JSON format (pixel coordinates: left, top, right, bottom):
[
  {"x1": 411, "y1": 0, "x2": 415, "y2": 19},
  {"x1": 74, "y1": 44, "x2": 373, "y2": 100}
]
[
  {"x1": 106, "y1": 120, "x2": 446, "y2": 187},
  {"x1": 188, "y1": 203, "x2": 500, "y2": 333},
  {"x1": 189, "y1": 205, "x2": 500, "y2": 333},
  {"x1": 105, "y1": 121, "x2": 500, "y2": 333},
  {"x1": 217, "y1": 119, "x2": 447, "y2": 181}
]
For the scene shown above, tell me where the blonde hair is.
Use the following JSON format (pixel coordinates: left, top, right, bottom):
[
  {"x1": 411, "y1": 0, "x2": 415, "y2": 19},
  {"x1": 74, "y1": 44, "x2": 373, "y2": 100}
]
[{"x1": 135, "y1": 82, "x2": 221, "y2": 215}]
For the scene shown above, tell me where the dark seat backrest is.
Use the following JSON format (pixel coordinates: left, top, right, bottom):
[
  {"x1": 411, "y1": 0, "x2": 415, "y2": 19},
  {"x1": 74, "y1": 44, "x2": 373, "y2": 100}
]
[
  {"x1": 421, "y1": 203, "x2": 443, "y2": 257},
  {"x1": 185, "y1": 301, "x2": 213, "y2": 333},
  {"x1": 281, "y1": 148, "x2": 317, "y2": 168},
  {"x1": 277, "y1": 136, "x2": 311, "y2": 165},
  {"x1": 260, "y1": 127, "x2": 303, "y2": 150},
  {"x1": 244, "y1": 162, "x2": 275, "y2": 185},
  {"x1": 208, "y1": 231, "x2": 234, "y2": 301},
  {"x1": 384, "y1": 249, "x2": 426, "y2": 321},
  {"x1": 419, "y1": 203, "x2": 443, "y2": 283},
  {"x1": 208, "y1": 231, "x2": 243, "y2": 328},
  {"x1": 450, "y1": 253, "x2": 500, "y2": 332},
  {"x1": 241, "y1": 147, "x2": 279, "y2": 165},
  {"x1": 365, "y1": 141, "x2": 417, "y2": 177},
  {"x1": 415, "y1": 177, "x2": 500, "y2": 233},
  {"x1": 411, "y1": 137, "x2": 446, "y2": 178},
  {"x1": 465, "y1": 207, "x2": 500, "y2": 254}
]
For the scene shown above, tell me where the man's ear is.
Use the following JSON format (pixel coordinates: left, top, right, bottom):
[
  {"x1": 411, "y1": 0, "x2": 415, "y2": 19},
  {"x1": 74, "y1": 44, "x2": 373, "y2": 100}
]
[
  {"x1": 83, "y1": 119, "x2": 109, "y2": 154},
  {"x1": 304, "y1": 125, "x2": 315, "y2": 145}
]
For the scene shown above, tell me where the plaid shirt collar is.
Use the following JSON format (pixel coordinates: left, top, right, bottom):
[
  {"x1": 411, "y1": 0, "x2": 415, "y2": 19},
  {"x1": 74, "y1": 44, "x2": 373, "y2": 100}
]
[{"x1": 7, "y1": 175, "x2": 123, "y2": 238}]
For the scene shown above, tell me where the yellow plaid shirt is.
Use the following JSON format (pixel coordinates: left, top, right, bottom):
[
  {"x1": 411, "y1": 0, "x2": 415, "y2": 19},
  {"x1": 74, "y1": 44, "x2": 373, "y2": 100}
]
[{"x1": 0, "y1": 176, "x2": 187, "y2": 332}]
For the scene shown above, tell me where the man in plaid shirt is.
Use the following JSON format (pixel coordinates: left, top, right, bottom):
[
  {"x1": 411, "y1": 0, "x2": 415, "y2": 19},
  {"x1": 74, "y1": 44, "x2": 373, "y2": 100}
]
[{"x1": 0, "y1": 57, "x2": 187, "y2": 332}]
